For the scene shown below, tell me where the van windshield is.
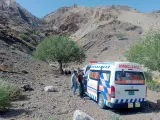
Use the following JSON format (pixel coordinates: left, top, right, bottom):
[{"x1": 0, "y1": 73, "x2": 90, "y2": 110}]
[{"x1": 115, "y1": 71, "x2": 145, "y2": 84}]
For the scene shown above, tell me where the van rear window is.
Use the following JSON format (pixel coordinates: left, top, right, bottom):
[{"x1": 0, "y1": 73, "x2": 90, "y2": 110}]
[{"x1": 115, "y1": 71, "x2": 145, "y2": 84}]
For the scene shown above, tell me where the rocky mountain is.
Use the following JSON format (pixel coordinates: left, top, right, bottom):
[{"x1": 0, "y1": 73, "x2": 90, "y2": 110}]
[
  {"x1": 0, "y1": 0, "x2": 40, "y2": 32},
  {"x1": 0, "y1": 0, "x2": 45, "y2": 54},
  {"x1": 44, "y1": 5, "x2": 160, "y2": 63},
  {"x1": 0, "y1": 0, "x2": 46, "y2": 85}
]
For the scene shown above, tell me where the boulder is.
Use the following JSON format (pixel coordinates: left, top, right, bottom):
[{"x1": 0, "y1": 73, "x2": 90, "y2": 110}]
[
  {"x1": 73, "y1": 110, "x2": 95, "y2": 120},
  {"x1": 44, "y1": 86, "x2": 57, "y2": 92}
]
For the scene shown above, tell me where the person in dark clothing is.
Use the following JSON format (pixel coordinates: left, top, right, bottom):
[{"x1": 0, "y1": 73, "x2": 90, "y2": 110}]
[
  {"x1": 77, "y1": 70, "x2": 84, "y2": 98},
  {"x1": 64, "y1": 69, "x2": 68, "y2": 75},
  {"x1": 68, "y1": 70, "x2": 71, "y2": 75}
]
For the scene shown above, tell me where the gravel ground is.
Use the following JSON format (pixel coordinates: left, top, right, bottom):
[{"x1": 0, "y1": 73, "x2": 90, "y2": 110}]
[{"x1": 0, "y1": 72, "x2": 159, "y2": 120}]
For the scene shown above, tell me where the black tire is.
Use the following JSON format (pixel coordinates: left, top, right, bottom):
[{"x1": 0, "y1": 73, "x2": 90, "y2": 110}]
[{"x1": 98, "y1": 93, "x2": 106, "y2": 109}]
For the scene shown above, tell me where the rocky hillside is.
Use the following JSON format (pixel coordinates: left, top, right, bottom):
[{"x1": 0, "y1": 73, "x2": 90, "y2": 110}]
[
  {"x1": 0, "y1": 0, "x2": 45, "y2": 53},
  {"x1": 0, "y1": 0, "x2": 47, "y2": 86},
  {"x1": 44, "y1": 5, "x2": 160, "y2": 63}
]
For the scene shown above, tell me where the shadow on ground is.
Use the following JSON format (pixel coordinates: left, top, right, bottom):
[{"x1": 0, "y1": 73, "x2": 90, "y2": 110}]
[
  {"x1": 110, "y1": 101, "x2": 160, "y2": 115},
  {"x1": 84, "y1": 96, "x2": 160, "y2": 115},
  {"x1": 18, "y1": 94, "x2": 31, "y2": 101},
  {"x1": 0, "y1": 108, "x2": 32, "y2": 118}
]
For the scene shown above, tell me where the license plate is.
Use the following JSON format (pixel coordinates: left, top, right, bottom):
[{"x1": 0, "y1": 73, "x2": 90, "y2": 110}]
[
  {"x1": 135, "y1": 102, "x2": 140, "y2": 107},
  {"x1": 128, "y1": 91, "x2": 134, "y2": 95},
  {"x1": 128, "y1": 103, "x2": 133, "y2": 108}
]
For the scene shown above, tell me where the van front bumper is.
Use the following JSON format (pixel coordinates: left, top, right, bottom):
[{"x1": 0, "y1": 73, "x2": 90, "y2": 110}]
[{"x1": 108, "y1": 102, "x2": 146, "y2": 108}]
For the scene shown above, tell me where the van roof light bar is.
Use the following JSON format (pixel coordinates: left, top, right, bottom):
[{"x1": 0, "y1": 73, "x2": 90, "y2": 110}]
[
  {"x1": 89, "y1": 60, "x2": 103, "y2": 63},
  {"x1": 97, "y1": 62, "x2": 115, "y2": 64}
]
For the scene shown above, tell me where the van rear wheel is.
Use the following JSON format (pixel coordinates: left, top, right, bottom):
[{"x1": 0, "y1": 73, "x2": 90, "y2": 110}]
[{"x1": 98, "y1": 93, "x2": 106, "y2": 109}]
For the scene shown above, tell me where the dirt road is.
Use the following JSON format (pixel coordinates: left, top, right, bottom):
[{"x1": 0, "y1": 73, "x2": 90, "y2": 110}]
[{"x1": 0, "y1": 73, "x2": 160, "y2": 120}]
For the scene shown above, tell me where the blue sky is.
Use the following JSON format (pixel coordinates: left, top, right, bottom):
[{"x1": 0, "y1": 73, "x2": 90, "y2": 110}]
[{"x1": 16, "y1": 0, "x2": 160, "y2": 18}]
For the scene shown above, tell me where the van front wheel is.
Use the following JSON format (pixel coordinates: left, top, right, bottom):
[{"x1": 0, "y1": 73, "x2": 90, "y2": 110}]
[{"x1": 98, "y1": 93, "x2": 106, "y2": 109}]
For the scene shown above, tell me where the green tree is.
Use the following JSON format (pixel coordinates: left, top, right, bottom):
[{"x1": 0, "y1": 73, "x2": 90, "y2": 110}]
[
  {"x1": 125, "y1": 30, "x2": 160, "y2": 71},
  {"x1": 33, "y1": 35, "x2": 86, "y2": 71}
]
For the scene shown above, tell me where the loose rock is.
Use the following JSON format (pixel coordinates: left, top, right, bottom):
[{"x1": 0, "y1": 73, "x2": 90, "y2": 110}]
[
  {"x1": 44, "y1": 86, "x2": 57, "y2": 92},
  {"x1": 73, "y1": 110, "x2": 95, "y2": 120},
  {"x1": 21, "y1": 84, "x2": 34, "y2": 92}
]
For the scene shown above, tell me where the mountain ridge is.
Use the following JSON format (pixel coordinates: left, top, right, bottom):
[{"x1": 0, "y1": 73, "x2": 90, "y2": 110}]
[
  {"x1": 0, "y1": 0, "x2": 40, "y2": 25},
  {"x1": 43, "y1": 4, "x2": 160, "y2": 62}
]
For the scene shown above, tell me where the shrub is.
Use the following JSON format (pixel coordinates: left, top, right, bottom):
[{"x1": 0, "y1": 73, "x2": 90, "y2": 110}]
[
  {"x1": 0, "y1": 80, "x2": 21, "y2": 101},
  {"x1": 0, "y1": 86, "x2": 10, "y2": 110},
  {"x1": 19, "y1": 33, "x2": 26, "y2": 40},
  {"x1": 116, "y1": 33, "x2": 125, "y2": 40},
  {"x1": 6, "y1": 83, "x2": 21, "y2": 101},
  {"x1": 36, "y1": 30, "x2": 41, "y2": 35},
  {"x1": 144, "y1": 71, "x2": 160, "y2": 92},
  {"x1": 33, "y1": 35, "x2": 86, "y2": 71},
  {"x1": 125, "y1": 30, "x2": 160, "y2": 72}
]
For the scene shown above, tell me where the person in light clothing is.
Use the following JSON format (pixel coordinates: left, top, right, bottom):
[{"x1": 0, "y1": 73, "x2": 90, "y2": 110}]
[{"x1": 71, "y1": 70, "x2": 78, "y2": 95}]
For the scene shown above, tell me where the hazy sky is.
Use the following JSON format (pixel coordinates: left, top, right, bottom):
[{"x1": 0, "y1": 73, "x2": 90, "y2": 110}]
[{"x1": 16, "y1": 0, "x2": 160, "y2": 18}]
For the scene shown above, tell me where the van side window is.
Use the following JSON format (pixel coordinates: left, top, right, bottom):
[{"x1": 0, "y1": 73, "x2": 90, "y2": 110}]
[
  {"x1": 100, "y1": 71, "x2": 111, "y2": 82},
  {"x1": 84, "y1": 70, "x2": 90, "y2": 79},
  {"x1": 89, "y1": 71, "x2": 100, "y2": 80}
]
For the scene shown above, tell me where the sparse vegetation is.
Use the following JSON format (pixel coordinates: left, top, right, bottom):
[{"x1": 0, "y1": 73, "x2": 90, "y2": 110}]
[
  {"x1": 116, "y1": 33, "x2": 125, "y2": 40},
  {"x1": 33, "y1": 35, "x2": 86, "y2": 71},
  {"x1": 144, "y1": 71, "x2": 160, "y2": 92},
  {"x1": 35, "y1": 30, "x2": 41, "y2": 35},
  {"x1": 0, "y1": 85, "x2": 10, "y2": 110},
  {"x1": 0, "y1": 79, "x2": 22, "y2": 110},
  {"x1": 0, "y1": 80, "x2": 21, "y2": 101},
  {"x1": 0, "y1": 80, "x2": 21, "y2": 110},
  {"x1": 125, "y1": 30, "x2": 160, "y2": 72},
  {"x1": 19, "y1": 33, "x2": 26, "y2": 40}
]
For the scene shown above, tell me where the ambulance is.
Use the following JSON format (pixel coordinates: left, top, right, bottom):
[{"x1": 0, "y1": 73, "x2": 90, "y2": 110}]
[{"x1": 84, "y1": 61, "x2": 147, "y2": 109}]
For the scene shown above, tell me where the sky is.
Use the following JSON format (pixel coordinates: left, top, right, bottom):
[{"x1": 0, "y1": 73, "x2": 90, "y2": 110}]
[{"x1": 16, "y1": 0, "x2": 160, "y2": 18}]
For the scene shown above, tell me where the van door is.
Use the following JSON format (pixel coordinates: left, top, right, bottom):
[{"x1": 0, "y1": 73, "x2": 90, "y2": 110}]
[
  {"x1": 84, "y1": 68, "x2": 90, "y2": 92},
  {"x1": 87, "y1": 70, "x2": 100, "y2": 101},
  {"x1": 114, "y1": 71, "x2": 146, "y2": 104}
]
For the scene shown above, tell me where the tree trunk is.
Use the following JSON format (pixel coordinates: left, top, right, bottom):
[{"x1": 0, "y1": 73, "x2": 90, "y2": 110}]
[{"x1": 58, "y1": 60, "x2": 62, "y2": 73}]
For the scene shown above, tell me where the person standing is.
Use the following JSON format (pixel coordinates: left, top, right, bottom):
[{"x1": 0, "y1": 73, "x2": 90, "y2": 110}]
[
  {"x1": 77, "y1": 67, "x2": 80, "y2": 74},
  {"x1": 71, "y1": 67, "x2": 74, "y2": 75},
  {"x1": 77, "y1": 70, "x2": 84, "y2": 98},
  {"x1": 71, "y1": 70, "x2": 78, "y2": 95}
]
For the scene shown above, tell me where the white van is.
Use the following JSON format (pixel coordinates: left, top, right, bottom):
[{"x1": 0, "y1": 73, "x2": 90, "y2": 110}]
[{"x1": 84, "y1": 62, "x2": 147, "y2": 109}]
